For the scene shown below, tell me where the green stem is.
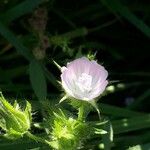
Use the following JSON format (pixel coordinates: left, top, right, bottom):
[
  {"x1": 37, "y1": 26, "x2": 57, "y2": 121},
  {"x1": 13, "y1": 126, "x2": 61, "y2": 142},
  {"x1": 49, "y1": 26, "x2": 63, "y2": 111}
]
[
  {"x1": 78, "y1": 105, "x2": 84, "y2": 121},
  {"x1": 25, "y1": 131, "x2": 50, "y2": 146}
]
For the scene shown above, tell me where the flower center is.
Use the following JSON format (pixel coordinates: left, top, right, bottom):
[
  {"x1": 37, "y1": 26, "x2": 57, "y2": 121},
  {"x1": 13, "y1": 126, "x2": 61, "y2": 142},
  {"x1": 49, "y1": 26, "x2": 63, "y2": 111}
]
[{"x1": 76, "y1": 73, "x2": 92, "y2": 93}]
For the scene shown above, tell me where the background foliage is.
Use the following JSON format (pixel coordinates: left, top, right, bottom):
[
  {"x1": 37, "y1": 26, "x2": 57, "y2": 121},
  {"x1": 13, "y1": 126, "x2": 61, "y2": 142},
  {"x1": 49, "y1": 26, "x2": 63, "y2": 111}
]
[{"x1": 0, "y1": 0, "x2": 150, "y2": 149}]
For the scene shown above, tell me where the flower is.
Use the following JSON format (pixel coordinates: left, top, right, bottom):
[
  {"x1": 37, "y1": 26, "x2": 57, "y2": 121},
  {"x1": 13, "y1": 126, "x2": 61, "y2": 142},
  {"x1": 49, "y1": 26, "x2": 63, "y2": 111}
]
[{"x1": 61, "y1": 57, "x2": 108, "y2": 101}]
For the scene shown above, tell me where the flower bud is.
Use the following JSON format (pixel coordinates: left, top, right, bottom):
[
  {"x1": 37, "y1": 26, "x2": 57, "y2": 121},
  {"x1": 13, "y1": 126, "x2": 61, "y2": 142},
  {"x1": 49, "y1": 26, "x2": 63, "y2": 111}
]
[{"x1": 0, "y1": 93, "x2": 32, "y2": 139}]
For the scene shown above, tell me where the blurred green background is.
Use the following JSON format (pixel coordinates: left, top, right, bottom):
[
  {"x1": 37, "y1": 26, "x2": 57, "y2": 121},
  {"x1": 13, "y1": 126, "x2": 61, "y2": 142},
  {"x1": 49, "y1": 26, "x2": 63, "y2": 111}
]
[{"x1": 0, "y1": 0, "x2": 150, "y2": 149}]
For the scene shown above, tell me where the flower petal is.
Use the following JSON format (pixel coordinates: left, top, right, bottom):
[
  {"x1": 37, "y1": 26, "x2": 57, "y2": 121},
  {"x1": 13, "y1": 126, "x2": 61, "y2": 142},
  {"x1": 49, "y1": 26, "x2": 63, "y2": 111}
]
[{"x1": 61, "y1": 57, "x2": 108, "y2": 101}]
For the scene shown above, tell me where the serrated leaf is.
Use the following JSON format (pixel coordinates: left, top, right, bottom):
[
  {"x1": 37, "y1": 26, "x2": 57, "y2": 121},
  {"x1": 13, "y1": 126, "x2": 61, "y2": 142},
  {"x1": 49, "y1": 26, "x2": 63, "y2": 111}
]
[{"x1": 24, "y1": 101, "x2": 32, "y2": 126}]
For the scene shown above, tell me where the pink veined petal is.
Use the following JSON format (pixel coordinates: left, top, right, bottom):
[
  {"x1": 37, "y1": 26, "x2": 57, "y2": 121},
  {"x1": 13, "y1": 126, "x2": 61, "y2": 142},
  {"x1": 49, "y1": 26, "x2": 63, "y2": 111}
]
[
  {"x1": 91, "y1": 68, "x2": 108, "y2": 88},
  {"x1": 61, "y1": 68, "x2": 77, "y2": 97},
  {"x1": 89, "y1": 80, "x2": 108, "y2": 100},
  {"x1": 61, "y1": 67, "x2": 79, "y2": 97},
  {"x1": 67, "y1": 57, "x2": 91, "y2": 76},
  {"x1": 61, "y1": 57, "x2": 108, "y2": 100},
  {"x1": 66, "y1": 57, "x2": 89, "y2": 68},
  {"x1": 90, "y1": 61, "x2": 108, "y2": 81},
  {"x1": 61, "y1": 76, "x2": 74, "y2": 97}
]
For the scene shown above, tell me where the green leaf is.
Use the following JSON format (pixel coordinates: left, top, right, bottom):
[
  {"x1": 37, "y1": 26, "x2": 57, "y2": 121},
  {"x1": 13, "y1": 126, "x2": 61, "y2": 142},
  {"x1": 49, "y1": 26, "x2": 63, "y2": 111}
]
[
  {"x1": 114, "y1": 132, "x2": 150, "y2": 148},
  {"x1": 0, "y1": 0, "x2": 43, "y2": 25},
  {"x1": 24, "y1": 101, "x2": 32, "y2": 123},
  {"x1": 44, "y1": 68, "x2": 60, "y2": 90},
  {"x1": 128, "y1": 89, "x2": 150, "y2": 109},
  {"x1": 101, "y1": 0, "x2": 150, "y2": 38},
  {"x1": 0, "y1": 94, "x2": 32, "y2": 139},
  {"x1": 101, "y1": 121, "x2": 113, "y2": 150},
  {"x1": 99, "y1": 103, "x2": 145, "y2": 117},
  {"x1": 29, "y1": 60, "x2": 47, "y2": 101},
  {"x1": 112, "y1": 114, "x2": 150, "y2": 134},
  {"x1": 0, "y1": 21, "x2": 33, "y2": 61},
  {"x1": 29, "y1": 148, "x2": 40, "y2": 150},
  {"x1": 127, "y1": 143, "x2": 150, "y2": 150},
  {"x1": 0, "y1": 137, "x2": 42, "y2": 150}
]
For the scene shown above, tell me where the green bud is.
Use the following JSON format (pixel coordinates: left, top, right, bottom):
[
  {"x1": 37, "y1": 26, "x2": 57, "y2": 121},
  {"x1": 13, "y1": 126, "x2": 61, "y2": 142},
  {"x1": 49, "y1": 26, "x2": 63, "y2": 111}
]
[
  {"x1": 0, "y1": 92, "x2": 32, "y2": 139},
  {"x1": 87, "y1": 51, "x2": 97, "y2": 60},
  {"x1": 48, "y1": 109, "x2": 91, "y2": 150}
]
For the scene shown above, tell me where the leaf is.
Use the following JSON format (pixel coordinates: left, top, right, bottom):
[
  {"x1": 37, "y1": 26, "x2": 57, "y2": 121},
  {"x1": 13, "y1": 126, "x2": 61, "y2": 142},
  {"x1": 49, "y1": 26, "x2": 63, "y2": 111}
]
[
  {"x1": 101, "y1": 121, "x2": 113, "y2": 150},
  {"x1": 0, "y1": 0, "x2": 43, "y2": 25},
  {"x1": 112, "y1": 114, "x2": 150, "y2": 134},
  {"x1": 114, "y1": 132, "x2": 150, "y2": 149},
  {"x1": 44, "y1": 68, "x2": 60, "y2": 90},
  {"x1": 24, "y1": 101, "x2": 32, "y2": 125},
  {"x1": 0, "y1": 21, "x2": 33, "y2": 61},
  {"x1": 99, "y1": 103, "x2": 145, "y2": 117},
  {"x1": 0, "y1": 137, "x2": 42, "y2": 150},
  {"x1": 101, "y1": 0, "x2": 150, "y2": 38},
  {"x1": 127, "y1": 143, "x2": 150, "y2": 150},
  {"x1": 94, "y1": 128, "x2": 107, "y2": 135},
  {"x1": 29, "y1": 148, "x2": 40, "y2": 150},
  {"x1": 29, "y1": 60, "x2": 47, "y2": 101},
  {"x1": 128, "y1": 89, "x2": 150, "y2": 109}
]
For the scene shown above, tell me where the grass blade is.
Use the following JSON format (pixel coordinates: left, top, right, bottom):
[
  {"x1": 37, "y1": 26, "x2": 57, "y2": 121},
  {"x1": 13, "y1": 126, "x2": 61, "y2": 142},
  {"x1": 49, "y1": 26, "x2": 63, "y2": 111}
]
[
  {"x1": 0, "y1": 0, "x2": 43, "y2": 25},
  {"x1": 0, "y1": 21, "x2": 33, "y2": 61},
  {"x1": 99, "y1": 103, "x2": 145, "y2": 117},
  {"x1": 101, "y1": 0, "x2": 150, "y2": 38},
  {"x1": 112, "y1": 114, "x2": 150, "y2": 134},
  {"x1": 29, "y1": 60, "x2": 47, "y2": 101}
]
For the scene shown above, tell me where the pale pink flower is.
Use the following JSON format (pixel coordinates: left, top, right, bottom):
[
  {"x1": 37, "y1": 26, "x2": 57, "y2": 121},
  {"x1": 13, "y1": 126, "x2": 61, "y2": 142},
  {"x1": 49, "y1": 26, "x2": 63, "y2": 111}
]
[{"x1": 61, "y1": 57, "x2": 108, "y2": 101}]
